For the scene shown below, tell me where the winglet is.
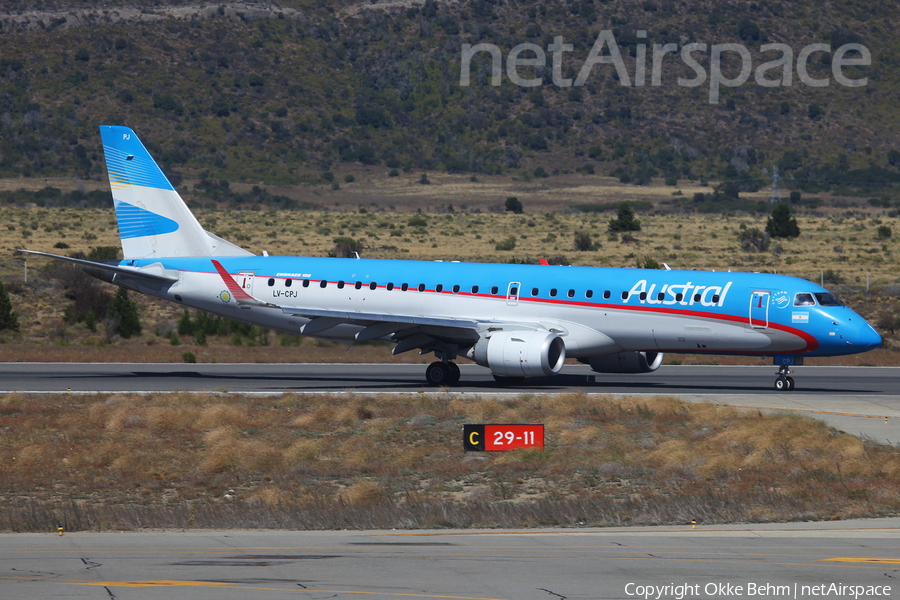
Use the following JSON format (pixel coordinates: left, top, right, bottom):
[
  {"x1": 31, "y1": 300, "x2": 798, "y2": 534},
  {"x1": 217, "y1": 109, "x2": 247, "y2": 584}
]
[
  {"x1": 211, "y1": 260, "x2": 277, "y2": 308},
  {"x1": 539, "y1": 259, "x2": 549, "y2": 266}
]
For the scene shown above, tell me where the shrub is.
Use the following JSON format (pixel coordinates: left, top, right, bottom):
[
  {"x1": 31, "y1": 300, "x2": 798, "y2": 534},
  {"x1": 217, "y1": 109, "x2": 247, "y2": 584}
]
[
  {"x1": 182, "y1": 351, "x2": 197, "y2": 363},
  {"x1": 408, "y1": 216, "x2": 427, "y2": 227},
  {"x1": 505, "y1": 197, "x2": 523, "y2": 214},
  {"x1": 495, "y1": 236, "x2": 516, "y2": 251},
  {"x1": 574, "y1": 231, "x2": 592, "y2": 252},
  {"x1": 739, "y1": 228, "x2": 771, "y2": 252},
  {"x1": 636, "y1": 255, "x2": 660, "y2": 269},
  {"x1": 107, "y1": 287, "x2": 142, "y2": 338},
  {"x1": 608, "y1": 202, "x2": 641, "y2": 232},
  {"x1": 0, "y1": 280, "x2": 19, "y2": 332},
  {"x1": 765, "y1": 204, "x2": 800, "y2": 238},
  {"x1": 877, "y1": 225, "x2": 892, "y2": 239}
]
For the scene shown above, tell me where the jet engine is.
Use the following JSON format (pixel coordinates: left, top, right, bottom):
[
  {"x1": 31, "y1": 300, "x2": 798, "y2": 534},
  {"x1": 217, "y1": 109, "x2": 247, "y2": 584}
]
[
  {"x1": 468, "y1": 331, "x2": 566, "y2": 378},
  {"x1": 587, "y1": 351, "x2": 664, "y2": 373}
]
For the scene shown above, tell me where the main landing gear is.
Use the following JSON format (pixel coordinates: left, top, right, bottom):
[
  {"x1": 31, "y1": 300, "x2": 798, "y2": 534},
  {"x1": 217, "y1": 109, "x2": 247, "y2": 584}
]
[
  {"x1": 425, "y1": 361, "x2": 460, "y2": 386},
  {"x1": 774, "y1": 364, "x2": 795, "y2": 391}
]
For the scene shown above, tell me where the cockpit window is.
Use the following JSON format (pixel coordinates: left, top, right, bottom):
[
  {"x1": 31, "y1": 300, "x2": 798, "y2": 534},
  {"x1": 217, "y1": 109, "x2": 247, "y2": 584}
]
[
  {"x1": 794, "y1": 293, "x2": 816, "y2": 306},
  {"x1": 814, "y1": 292, "x2": 843, "y2": 306}
]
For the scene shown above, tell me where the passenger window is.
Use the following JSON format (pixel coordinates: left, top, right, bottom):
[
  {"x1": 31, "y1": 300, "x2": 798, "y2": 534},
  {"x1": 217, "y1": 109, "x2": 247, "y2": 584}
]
[
  {"x1": 453, "y1": 285, "x2": 460, "y2": 293},
  {"x1": 567, "y1": 289, "x2": 575, "y2": 298},
  {"x1": 268, "y1": 278, "x2": 275, "y2": 287},
  {"x1": 387, "y1": 282, "x2": 394, "y2": 290},
  {"x1": 621, "y1": 291, "x2": 628, "y2": 300},
  {"x1": 676, "y1": 293, "x2": 683, "y2": 301},
  {"x1": 586, "y1": 290, "x2": 593, "y2": 299},
  {"x1": 303, "y1": 279, "x2": 310, "y2": 288},
  {"x1": 510, "y1": 286, "x2": 518, "y2": 295},
  {"x1": 436, "y1": 284, "x2": 443, "y2": 292},
  {"x1": 693, "y1": 293, "x2": 701, "y2": 302},
  {"x1": 337, "y1": 281, "x2": 345, "y2": 289},
  {"x1": 491, "y1": 286, "x2": 499, "y2": 295},
  {"x1": 550, "y1": 289, "x2": 557, "y2": 297},
  {"x1": 639, "y1": 292, "x2": 647, "y2": 300},
  {"x1": 471, "y1": 285, "x2": 479, "y2": 294},
  {"x1": 531, "y1": 287, "x2": 539, "y2": 296},
  {"x1": 657, "y1": 292, "x2": 664, "y2": 301},
  {"x1": 794, "y1": 293, "x2": 816, "y2": 306},
  {"x1": 369, "y1": 282, "x2": 376, "y2": 290},
  {"x1": 603, "y1": 290, "x2": 610, "y2": 299},
  {"x1": 712, "y1": 294, "x2": 720, "y2": 303},
  {"x1": 401, "y1": 283, "x2": 409, "y2": 291},
  {"x1": 285, "y1": 279, "x2": 292, "y2": 288},
  {"x1": 320, "y1": 280, "x2": 327, "y2": 289},
  {"x1": 418, "y1": 283, "x2": 425, "y2": 292},
  {"x1": 355, "y1": 281, "x2": 362, "y2": 290}
]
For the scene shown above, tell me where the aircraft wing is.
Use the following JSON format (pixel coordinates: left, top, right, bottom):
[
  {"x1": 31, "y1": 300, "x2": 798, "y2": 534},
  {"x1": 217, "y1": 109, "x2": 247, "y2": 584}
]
[
  {"x1": 18, "y1": 250, "x2": 180, "y2": 283},
  {"x1": 211, "y1": 260, "x2": 534, "y2": 353}
]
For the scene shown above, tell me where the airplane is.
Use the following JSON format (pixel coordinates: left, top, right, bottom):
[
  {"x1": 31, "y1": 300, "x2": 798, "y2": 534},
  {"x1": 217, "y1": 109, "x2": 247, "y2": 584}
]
[{"x1": 20, "y1": 126, "x2": 882, "y2": 390}]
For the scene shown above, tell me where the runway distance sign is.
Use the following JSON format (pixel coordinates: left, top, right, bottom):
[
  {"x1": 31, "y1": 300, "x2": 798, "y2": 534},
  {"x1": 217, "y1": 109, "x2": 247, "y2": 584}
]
[{"x1": 463, "y1": 424, "x2": 544, "y2": 451}]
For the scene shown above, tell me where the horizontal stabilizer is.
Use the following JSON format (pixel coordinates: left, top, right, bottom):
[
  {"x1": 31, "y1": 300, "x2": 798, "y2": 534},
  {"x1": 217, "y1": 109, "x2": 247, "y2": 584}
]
[{"x1": 18, "y1": 250, "x2": 179, "y2": 283}]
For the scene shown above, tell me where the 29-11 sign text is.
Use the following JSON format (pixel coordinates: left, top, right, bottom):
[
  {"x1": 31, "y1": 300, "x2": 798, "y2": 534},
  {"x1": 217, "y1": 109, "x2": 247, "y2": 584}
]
[{"x1": 463, "y1": 424, "x2": 544, "y2": 451}]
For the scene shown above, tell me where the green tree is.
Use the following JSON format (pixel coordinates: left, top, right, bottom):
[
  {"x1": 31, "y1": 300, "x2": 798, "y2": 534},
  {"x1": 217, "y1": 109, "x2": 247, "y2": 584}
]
[
  {"x1": 107, "y1": 287, "x2": 142, "y2": 338},
  {"x1": 505, "y1": 197, "x2": 523, "y2": 214},
  {"x1": 0, "y1": 279, "x2": 19, "y2": 332},
  {"x1": 608, "y1": 202, "x2": 641, "y2": 232},
  {"x1": 765, "y1": 204, "x2": 800, "y2": 239}
]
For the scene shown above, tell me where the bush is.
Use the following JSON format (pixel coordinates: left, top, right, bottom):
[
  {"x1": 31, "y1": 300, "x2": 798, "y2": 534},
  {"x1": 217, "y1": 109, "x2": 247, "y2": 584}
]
[
  {"x1": 107, "y1": 287, "x2": 142, "y2": 338},
  {"x1": 505, "y1": 197, "x2": 523, "y2": 214},
  {"x1": 0, "y1": 280, "x2": 19, "y2": 332},
  {"x1": 739, "y1": 228, "x2": 771, "y2": 252},
  {"x1": 636, "y1": 255, "x2": 660, "y2": 269},
  {"x1": 608, "y1": 202, "x2": 642, "y2": 232},
  {"x1": 765, "y1": 204, "x2": 800, "y2": 238},
  {"x1": 877, "y1": 225, "x2": 892, "y2": 239},
  {"x1": 182, "y1": 351, "x2": 197, "y2": 363},
  {"x1": 408, "y1": 216, "x2": 428, "y2": 227},
  {"x1": 495, "y1": 236, "x2": 517, "y2": 251},
  {"x1": 574, "y1": 231, "x2": 592, "y2": 251}
]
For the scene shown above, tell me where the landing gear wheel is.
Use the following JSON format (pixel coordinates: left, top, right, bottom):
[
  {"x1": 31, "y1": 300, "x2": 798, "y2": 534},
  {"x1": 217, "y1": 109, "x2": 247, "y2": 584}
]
[
  {"x1": 492, "y1": 374, "x2": 524, "y2": 386},
  {"x1": 426, "y1": 361, "x2": 450, "y2": 387},
  {"x1": 446, "y1": 362, "x2": 461, "y2": 385},
  {"x1": 774, "y1": 365, "x2": 795, "y2": 392}
]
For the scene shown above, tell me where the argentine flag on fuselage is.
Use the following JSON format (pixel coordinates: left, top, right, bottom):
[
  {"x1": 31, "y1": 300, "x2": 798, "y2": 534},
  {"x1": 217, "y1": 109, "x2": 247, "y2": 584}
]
[{"x1": 100, "y1": 125, "x2": 250, "y2": 260}]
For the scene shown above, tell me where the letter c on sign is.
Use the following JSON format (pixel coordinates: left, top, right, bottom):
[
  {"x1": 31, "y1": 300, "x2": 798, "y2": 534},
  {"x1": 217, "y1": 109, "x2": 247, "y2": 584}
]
[{"x1": 469, "y1": 431, "x2": 479, "y2": 445}]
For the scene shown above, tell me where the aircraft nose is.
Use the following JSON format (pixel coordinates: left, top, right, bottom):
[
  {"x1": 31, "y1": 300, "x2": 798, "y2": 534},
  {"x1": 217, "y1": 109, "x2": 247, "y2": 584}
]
[{"x1": 858, "y1": 323, "x2": 882, "y2": 351}]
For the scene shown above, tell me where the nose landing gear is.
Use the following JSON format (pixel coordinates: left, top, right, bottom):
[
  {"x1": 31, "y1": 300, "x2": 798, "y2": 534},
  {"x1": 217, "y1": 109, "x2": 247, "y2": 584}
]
[{"x1": 774, "y1": 364, "x2": 795, "y2": 391}]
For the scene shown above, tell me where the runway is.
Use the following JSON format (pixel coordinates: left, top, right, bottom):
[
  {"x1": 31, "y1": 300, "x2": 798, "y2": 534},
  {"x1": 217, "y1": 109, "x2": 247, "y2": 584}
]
[
  {"x1": 2, "y1": 520, "x2": 898, "y2": 600},
  {"x1": 3, "y1": 363, "x2": 900, "y2": 442},
  {"x1": 2, "y1": 362, "x2": 899, "y2": 395}
]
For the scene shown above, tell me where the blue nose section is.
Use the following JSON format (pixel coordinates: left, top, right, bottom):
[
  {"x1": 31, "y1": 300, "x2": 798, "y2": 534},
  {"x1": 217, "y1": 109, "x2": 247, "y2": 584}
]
[{"x1": 858, "y1": 324, "x2": 882, "y2": 351}]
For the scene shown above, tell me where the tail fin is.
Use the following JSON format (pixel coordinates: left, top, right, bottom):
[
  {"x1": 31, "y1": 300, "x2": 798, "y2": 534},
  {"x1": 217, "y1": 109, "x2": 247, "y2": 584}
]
[{"x1": 100, "y1": 125, "x2": 251, "y2": 259}]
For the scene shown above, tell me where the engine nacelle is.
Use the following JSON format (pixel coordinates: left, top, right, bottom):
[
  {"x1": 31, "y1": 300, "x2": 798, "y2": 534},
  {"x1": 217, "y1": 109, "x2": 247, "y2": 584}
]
[
  {"x1": 469, "y1": 331, "x2": 566, "y2": 378},
  {"x1": 587, "y1": 351, "x2": 664, "y2": 374}
]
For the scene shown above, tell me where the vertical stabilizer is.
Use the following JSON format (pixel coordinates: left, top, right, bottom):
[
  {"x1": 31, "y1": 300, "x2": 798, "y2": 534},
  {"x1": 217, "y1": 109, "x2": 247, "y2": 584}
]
[{"x1": 100, "y1": 125, "x2": 228, "y2": 259}]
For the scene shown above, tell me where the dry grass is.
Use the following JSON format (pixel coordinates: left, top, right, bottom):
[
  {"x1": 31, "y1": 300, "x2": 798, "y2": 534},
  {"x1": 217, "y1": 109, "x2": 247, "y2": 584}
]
[
  {"x1": 1, "y1": 391, "x2": 899, "y2": 532},
  {"x1": 1, "y1": 200, "x2": 899, "y2": 364}
]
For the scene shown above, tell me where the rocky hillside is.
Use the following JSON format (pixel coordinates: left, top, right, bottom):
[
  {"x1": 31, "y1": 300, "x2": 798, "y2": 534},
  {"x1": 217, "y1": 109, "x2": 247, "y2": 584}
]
[{"x1": 0, "y1": 0, "x2": 898, "y2": 202}]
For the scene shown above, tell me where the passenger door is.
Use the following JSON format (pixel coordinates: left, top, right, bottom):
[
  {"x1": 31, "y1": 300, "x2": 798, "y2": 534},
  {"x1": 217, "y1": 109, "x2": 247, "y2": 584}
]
[
  {"x1": 749, "y1": 290, "x2": 770, "y2": 328},
  {"x1": 506, "y1": 281, "x2": 520, "y2": 306}
]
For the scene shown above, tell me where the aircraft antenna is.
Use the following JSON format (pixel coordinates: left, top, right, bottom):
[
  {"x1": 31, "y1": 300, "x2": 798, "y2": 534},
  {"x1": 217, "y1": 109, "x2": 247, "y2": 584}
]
[{"x1": 769, "y1": 165, "x2": 782, "y2": 203}]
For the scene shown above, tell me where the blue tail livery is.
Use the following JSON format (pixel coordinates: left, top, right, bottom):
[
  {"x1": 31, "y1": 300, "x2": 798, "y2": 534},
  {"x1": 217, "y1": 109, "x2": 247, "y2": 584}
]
[{"x1": 19, "y1": 126, "x2": 882, "y2": 390}]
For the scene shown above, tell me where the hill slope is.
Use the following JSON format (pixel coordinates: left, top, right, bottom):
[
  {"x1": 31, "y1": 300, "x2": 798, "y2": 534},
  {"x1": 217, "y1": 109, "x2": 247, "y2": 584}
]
[{"x1": 0, "y1": 0, "x2": 898, "y2": 200}]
